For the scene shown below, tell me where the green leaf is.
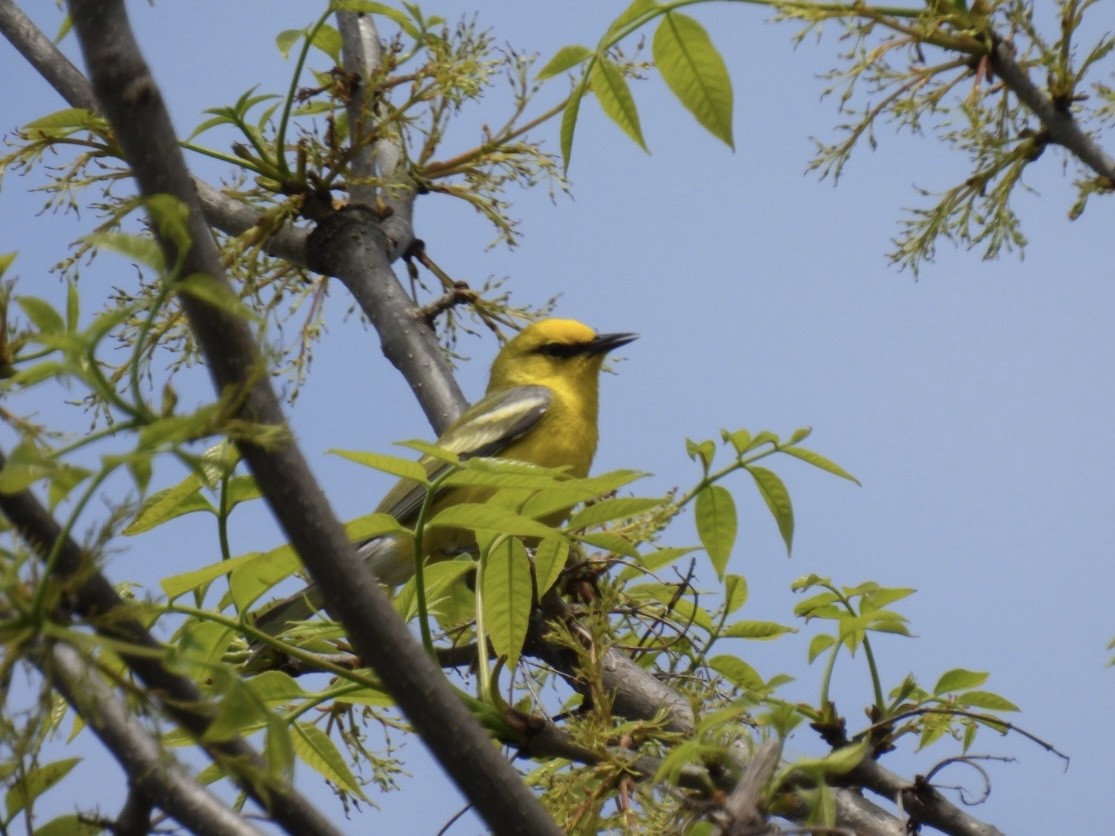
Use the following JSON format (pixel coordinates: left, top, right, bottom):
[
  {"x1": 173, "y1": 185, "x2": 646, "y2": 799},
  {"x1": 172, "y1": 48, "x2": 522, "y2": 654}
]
[
  {"x1": 229, "y1": 545, "x2": 306, "y2": 611},
  {"x1": 652, "y1": 12, "x2": 734, "y2": 147},
  {"x1": 177, "y1": 273, "x2": 253, "y2": 319},
  {"x1": 265, "y1": 713, "x2": 295, "y2": 781},
  {"x1": 65, "y1": 281, "x2": 79, "y2": 331},
  {"x1": 275, "y1": 29, "x2": 303, "y2": 59},
  {"x1": 532, "y1": 535, "x2": 569, "y2": 598},
  {"x1": 801, "y1": 740, "x2": 868, "y2": 776},
  {"x1": 330, "y1": 448, "x2": 429, "y2": 483},
  {"x1": 748, "y1": 465, "x2": 794, "y2": 554},
  {"x1": 0, "y1": 441, "x2": 52, "y2": 493},
  {"x1": 807, "y1": 632, "x2": 836, "y2": 662},
  {"x1": 918, "y1": 712, "x2": 952, "y2": 750},
  {"x1": 9, "y1": 361, "x2": 67, "y2": 388},
  {"x1": 46, "y1": 463, "x2": 91, "y2": 509},
  {"x1": 310, "y1": 24, "x2": 343, "y2": 62},
  {"x1": 695, "y1": 484, "x2": 736, "y2": 578},
  {"x1": 124, "y1": 472, "x2": 212, "y2": 534},
  {"x1": 781, "y1": 446, "x2": 861, "y2": 485},
  {"x1": 723, "y1": 574, "x2": 748, "y2": 614},
  {"x1": 204, "y1": 681, "x2": 265, "y2": 743},
  {"x1": 722, "y1": 429, "x2": 751, "y2": 455},
  {"x1": 574, "y1": 529, "x2": 641, "y2": 559},
  {"x1": 956, "y1": 691, "x2": 1020, "y2": 712},
  {"x1": 5, "y1": 757, "x2": 81, "y2": 820},
  {"x1": 0, "y1": 252, "x2": 15, "y2": 279},
  {"x1": 686, "y1": 437, "x2": 716, "y2": 469},
  {"x1": 605, "y1": 0, "x2": 661, "y2": 38},
  {"x1": 395, "y1": 559, "x2": 474, "y2": 622},
  {"x1": 16, "y1": 296, "x2": 64, "y2": 334},
  {"x1": 590, "y1": 56, "x2": 647, "y2": 151},
  {"x1": 145, "y1": 194, "x2": 192, "y2": 260},
  {"x1": 85, "y1": 231, "x2": 164, "y2": 271},
  {"x1": 538, "y1": 44, "x2": 593, "y2": 79},
  {"x1": 722, "y1": 620, "x2": 796, "y2": 640},
  {"x1": 429, "y1": 503, "x2": 555, "y2": 539},
  {"x1": 709, "y1": 654, "x2": 764, "y2": 690},
  {"x1": 292, "y1": 722, "x2": 369, "y2": 799},
  {"x1": 250, "y1": 670, "x2": 308, "y2": 705},
  {"x1": 31, "y1": 814, "x2": 104, "y2": 836},
  {"x1": 559, "y1": 80, "x2": 586, "y2": 168},
  {"x1": 25, "y1": 108, "x2": 104, "y2": 133},
  {"x1": 933, "y1": 668, "x2": 989, "y2": 695},
  {"x1": 481, "y1": 538, "x2": 533, "y2": 667},
  {"x1": 566, "y1": 496, "x2": 661, "y2": 529}
]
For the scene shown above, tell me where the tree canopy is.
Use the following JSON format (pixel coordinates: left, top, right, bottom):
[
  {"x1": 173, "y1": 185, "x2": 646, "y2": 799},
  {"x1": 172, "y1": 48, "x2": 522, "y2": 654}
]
[{"x1": 1, "y1": 1, "x2": 1112, "y2": 834}]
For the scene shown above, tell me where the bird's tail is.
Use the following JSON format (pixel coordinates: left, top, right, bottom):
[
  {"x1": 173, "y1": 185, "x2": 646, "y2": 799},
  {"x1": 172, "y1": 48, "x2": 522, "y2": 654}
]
[{"x1": 251, "y1": 584, "x2": 326, "y2": 638}]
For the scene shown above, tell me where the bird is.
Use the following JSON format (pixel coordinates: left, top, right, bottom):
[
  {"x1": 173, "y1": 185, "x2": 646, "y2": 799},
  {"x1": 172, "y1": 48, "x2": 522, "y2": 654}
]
[{"x1": 250, "y1": 318, "x2": 636, "y2": 642}]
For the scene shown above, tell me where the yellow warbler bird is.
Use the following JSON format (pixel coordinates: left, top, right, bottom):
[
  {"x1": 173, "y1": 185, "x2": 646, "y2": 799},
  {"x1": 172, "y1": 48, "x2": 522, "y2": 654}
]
[{"x1": 252, "y1": 318, "x2": 636, "y2": 638}]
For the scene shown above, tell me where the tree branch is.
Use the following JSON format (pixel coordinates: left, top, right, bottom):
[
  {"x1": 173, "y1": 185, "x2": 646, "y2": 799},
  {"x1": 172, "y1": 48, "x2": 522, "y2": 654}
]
[
  {"x1": 26, "y1": 636, "x2": 263, "y2": 836},
  {"x1": 847, "y1": 758, "x2": 1007, "y2": 836},
  {"x1": 989, "y1": 33, "x2": 1115, "y2": 183},
  {"x1": 0, "y1": 449, "x2": 341, "y2": 836},
  {"x1": 331, "y1": 10, "x2": 466, "y2": 431},
  {"x1": 62, "y1": 2, "x2": 557, "y2": 833},
  {"x1": 1, "y1": 0, "x2": 465, "y2": 431}
]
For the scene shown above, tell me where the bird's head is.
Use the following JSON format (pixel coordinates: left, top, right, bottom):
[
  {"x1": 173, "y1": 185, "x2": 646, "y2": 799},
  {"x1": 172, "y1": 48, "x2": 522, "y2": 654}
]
[{"x1": 488, "y1": 319, "x2": 637, "y2": 393}]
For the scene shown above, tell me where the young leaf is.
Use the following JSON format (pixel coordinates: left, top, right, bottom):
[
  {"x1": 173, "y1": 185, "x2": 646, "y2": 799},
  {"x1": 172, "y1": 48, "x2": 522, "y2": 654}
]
[
  {"x1": 428, "y1": 504, "x2": 555, "y2": 539},
  {"x1": 722, "y1": 620, "x2": 796, "y2": 640},
  {"x1": 695, "y1": 484, "x2": 737, "y2": 578},
  {"x1": 781, "y1": 446, "x2": 861, "y2": 485},
  {"x1": 16, "y1": 296, "x2": 64, "y2": 335},
  {"x1": 177, "y1": 273, "x2": 253, "y2": 319},
  {"x1": 292, "y1": 722, "x2": 370, "y2": 801},
  {"x1": 566, "y1": 496, "x2": 662, "y2": 529},
  {"x1": 537, "y1": 44, "x2": 593, "y2": 79},
  {"x1": 723, "y1": 573, "x2": 748, "y2": 614},
  {"x1": 532, "y1": 535, "x2": 569, "y2": 598},
  {"x1": 807, "y1": 632, "x2": 836, "y2": 663},
  {"x1": 748, "y1": 465, "x2": 794, "y2": 554},
  {"x1": 124, "y1": 472, "x2": 212, "y2": 535},
  {"x1": 559, "y1": 81, "x2": 586, "y2": 168},
  {"x1": 4, "y1": 757, "x2": 80, "y2": 820},
  {"x1": 933, "y1": 668, "x2": 989, "y2": 695},
  {"x1": 590, "y1": 56, "x2": 647, "y2": 151},
  {"x1": 709, "y1": 654, "x2": 764, "y2": 691},
  {"x1": 331, "y1": 448, "x2": 429, "y2": 483},
  {"x1": 481, "y1": 538, "x2": 533, "y2": 667},
  {"x1": 956, "y1": 691, "x2": 1020, "y2": 712},
  {"x1": 652, "y1": 12, "x2": 734, "y2": 147}
]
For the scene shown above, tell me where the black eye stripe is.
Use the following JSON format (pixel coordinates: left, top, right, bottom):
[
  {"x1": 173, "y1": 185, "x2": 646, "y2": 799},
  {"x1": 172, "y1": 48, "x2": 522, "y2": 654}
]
[{"x1": 536, "y1": 342, "x2": 585, "y2": 359}]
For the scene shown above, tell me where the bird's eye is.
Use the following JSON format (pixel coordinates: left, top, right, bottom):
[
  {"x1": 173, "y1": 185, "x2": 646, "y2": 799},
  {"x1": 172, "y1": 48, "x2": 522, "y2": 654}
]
[{"x1": 537, "y1": 342, "x2": 581, "y2": 359}]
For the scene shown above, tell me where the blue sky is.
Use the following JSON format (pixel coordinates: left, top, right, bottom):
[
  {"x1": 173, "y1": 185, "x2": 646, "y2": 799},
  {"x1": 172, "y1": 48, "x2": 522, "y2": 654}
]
[{"x1": 3, "y1": 2, "x2": 1114, "y2": 833}]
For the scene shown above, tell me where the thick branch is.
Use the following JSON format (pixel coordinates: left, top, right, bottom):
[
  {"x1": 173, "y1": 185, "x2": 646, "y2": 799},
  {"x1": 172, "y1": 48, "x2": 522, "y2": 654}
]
[
  {"x1": 332, "y1": 11, "x2": 465, "y2": 431},
  {"x1": 848, "y1": 758, "x2": 1007, "y2": 836},
  {"x1": 28, "y1": 637, "x2": 262, "y2": 836},
  {"x1": 989, "y1": 34, "x2": 1115, "y2": 182},
  {"x1": 63, "y1": 3, "x2": 556, "y2": 834},
  {"x1": 305, "y1": 206, "x2": 466, "y2": 431}
]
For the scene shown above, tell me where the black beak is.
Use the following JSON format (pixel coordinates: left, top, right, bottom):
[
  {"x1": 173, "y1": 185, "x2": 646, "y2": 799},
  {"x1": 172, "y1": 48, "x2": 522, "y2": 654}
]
[{"x1": 587, "y1": 331, "x2": 638, "y2": 356}]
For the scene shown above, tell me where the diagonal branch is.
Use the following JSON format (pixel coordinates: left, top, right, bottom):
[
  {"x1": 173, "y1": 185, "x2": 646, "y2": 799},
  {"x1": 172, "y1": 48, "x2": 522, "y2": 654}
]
[
  {"x1": 989, "y1": 34, "x2": 1115, "y2": 183},
  {"x1": 62, "y1": 2, "x2": 558, "y2": 834},
  {"x1": 0, "y1": 449, "x2": 341, "y2": 836},
  {"x1": 26, "y1": 635, "x2": 263, "y2": 836}
]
